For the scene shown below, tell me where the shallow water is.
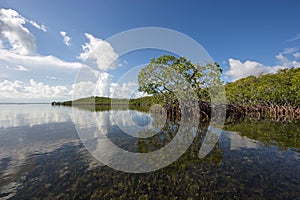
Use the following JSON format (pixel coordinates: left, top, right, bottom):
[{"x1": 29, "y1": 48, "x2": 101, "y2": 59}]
[{"x1": 0, "y1": 104, "x2": 299, "y2": 199}]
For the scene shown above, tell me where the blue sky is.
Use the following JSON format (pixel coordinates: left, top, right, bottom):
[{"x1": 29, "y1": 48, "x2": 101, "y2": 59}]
[{"x1": 0, "y1": 0, "x2": 299, "y2": 102}]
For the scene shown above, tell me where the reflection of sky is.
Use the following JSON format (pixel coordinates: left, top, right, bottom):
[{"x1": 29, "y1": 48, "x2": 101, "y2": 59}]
[
  {"x1": 222, "y1": 130, "x2": 299, "y2": 160},
  {"x1": 225, "y1": 131, "x2": 260, "y2": 150},
  {"x1": 74, "y1": 109, "x2": 165, "y2": 139},
  {"x1": 0, "y1": 104, "x2": 72, "y2": 128},
  {"x1": 109, "y1": 110, "x2": 162, "y2": 138},
  {"x1": 0, "y1": 104, "x2": 79, "y2": 198},
  {"x1": 71, "y1": 107, "x2": 98, "y2": 129}
]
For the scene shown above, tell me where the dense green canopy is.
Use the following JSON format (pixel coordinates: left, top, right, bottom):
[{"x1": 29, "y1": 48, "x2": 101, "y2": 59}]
[
  {"x1": 226, "y1": 68, "x2": 300, "y2": 107},
  {"x1": 137, "y1": 55, "x2": 223, "y2": 104}
]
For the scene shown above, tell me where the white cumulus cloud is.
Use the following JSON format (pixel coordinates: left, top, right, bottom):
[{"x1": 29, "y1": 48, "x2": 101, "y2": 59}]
[
  {"x1": 0, "y1": 49, "x2": 85, "y2": 99},
  {"x1": 0, "y1": 79, "x2": 69, "y2": 102},
  {"x1": 60, "y1": 31, "x2": 72, "y2": 46},
  {"x1": 110, "y1": 82, "x2": 145, "y2": 99},
  {"x1": 225, "y1": 50, "x2": 300, "y2": 81},
  {"x1": 225, "y1": 59, "x2": 284, "y2": 81},
  {"x1": 71, "y1": 71, "x2": 112, "y2": 99},
  {"x1": 95, "y1": 72, "x2": 112, "y2": 97},
  {"x1": 0, "y1": 8, "x2": 46, "y2": 55},
  {"x1": 78, "y1": 33, "x2": 118, "y2": 71},
  {"x1": 27, "y1": 19, "x2": 47, "y2": 32},
  {"x1": 0, "y1": 10, "x2": 131, "y2": 103},
  {"x1": 275, "y1": 53, "x2": 300, "y2": 68},
  {"x1": 0, "y1": 11, "x2": 141, "y2": 102},
  {"x1": 6, "y1": 65, "x2": 29, "y2": 71},
  {"x1": 70, "y1": 81, "x2": 96, "y2": 100}
]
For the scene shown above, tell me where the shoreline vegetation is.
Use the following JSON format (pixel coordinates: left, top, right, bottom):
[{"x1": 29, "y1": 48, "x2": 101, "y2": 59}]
[
  {"x1": 52, "y1": 55, "x2": 299, "y2": 122},
  {"x1": 52, "y1": 96, "x2": 300, "y2": 122}
]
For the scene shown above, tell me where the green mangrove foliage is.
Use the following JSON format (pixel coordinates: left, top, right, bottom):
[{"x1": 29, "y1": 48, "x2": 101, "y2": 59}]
[
  {"x1": 225, "y1": 68, "x2": 300, "y2": 107},
  {"x1": 137, "y1": 55, "x2": 223, "y2": 104}
]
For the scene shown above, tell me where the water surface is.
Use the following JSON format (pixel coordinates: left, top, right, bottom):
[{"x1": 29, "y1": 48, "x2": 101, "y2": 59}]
[{"x1": 0, "y1": 104, "x2": 299, "y2": 199}]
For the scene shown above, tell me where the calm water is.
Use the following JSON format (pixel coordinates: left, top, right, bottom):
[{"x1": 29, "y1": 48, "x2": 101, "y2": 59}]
[{"x1": 0, "y1": 104, "x2": 299, "y2": 199}]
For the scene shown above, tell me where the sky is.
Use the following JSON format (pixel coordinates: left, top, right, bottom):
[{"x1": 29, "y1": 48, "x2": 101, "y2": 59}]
[{"x1": 0, "y1": 0, "x2": 299, "y2": 103}]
